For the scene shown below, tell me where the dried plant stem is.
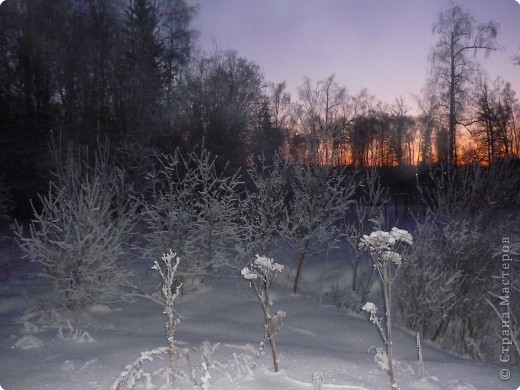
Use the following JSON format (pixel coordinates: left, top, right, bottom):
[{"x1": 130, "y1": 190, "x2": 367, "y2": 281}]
[{"x1": 153, "y1": 250, "x2": 182, "y2": 385}]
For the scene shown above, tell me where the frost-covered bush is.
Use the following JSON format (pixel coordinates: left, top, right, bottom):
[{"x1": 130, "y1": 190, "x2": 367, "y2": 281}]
[
  {"x1": 360, "y1": 227, "x2": 413, "y2": 390},
  {"x1": 16, "y1": 142, "x2": 136, "y2": 310},
  {"x1": 397, "y1": 217, "x2": 462, "y2": 340},
  {"x1": 142, "y1": 147, "x2": 244, "y2": 288},
  {"x1": 281, "y1": 164, "x2": 356, "y2": 293},
  {"x1": 141, "y1": 151, "x2": 198, "y2": 287},
  {"x1": 242, "y1": 255, "x2": 285, "y2": 372},
  {"x1": 399, "y1": 213, "x2": 520, "y2": 362},
  {"x1": 405, "y1": 161, "x2": 520, "y2": 362},
  {"x1": 240, "y1": 154, "x2": 290, "y2": 259}
]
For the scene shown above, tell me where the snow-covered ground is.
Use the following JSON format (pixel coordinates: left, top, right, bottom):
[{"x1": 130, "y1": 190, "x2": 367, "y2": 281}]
[{"x1": 0, "y1": 240, "x2": 518, "y2": 390}]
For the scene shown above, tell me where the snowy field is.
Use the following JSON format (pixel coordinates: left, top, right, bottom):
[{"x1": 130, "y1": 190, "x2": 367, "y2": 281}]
[{"x1": 0, "y1": 240, "x2": 518, "y2": 390}]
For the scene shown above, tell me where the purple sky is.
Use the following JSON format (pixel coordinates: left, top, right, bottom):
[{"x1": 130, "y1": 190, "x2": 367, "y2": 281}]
[{"x1": 190, "y1": 0, "x2": 520, "y2": 112}]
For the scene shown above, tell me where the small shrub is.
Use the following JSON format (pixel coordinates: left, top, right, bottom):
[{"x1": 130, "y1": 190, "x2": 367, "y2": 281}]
[
  {"x1": 280, "y1": 164, "x2": 356, "y2": 293},
  {"x1": 408, "y1": 161, "x2": 520, "y2": 362},
  {"x1": 397, "y1": 216, "x2": 462, "y2": 340},
  {"x1": 240, "y1": 154, "x2": 290, "y2": 260},
  {"x1": 142, "y1": 147, "x2": 244, "y2": 288},
  {"x1": 16, "y1": 142, "x2": 136, "y2": 310}
]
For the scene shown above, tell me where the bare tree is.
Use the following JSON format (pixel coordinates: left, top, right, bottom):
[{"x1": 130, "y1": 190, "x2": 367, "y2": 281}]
[
  {"x1": 415, "y1": 84, "x2": 442, "y2": 165},
  {"x1": 251, "y1": 98, "x2": 286, "y2": 161},
  {"x1": 295, "y1": 75, "x2": 347, "y2": 165},
  {"x1": 471, "y1": 75, "x2": 518, "y2": 163},
  {"x1": 269, "y1": 82, "x2": 292, "y2": 132},
  {"x1": 241, "y1": 155, "x2": 290, "y2": 259},
  {"x1": 335, "y1": 88, "x2": 373, "y2": 165},
  {"x1": 321, "y1": 75, "x2": 348, "y2": 165},
  {"x1": 430, "y1": 4, "x2": 499, "y2": 164},
  {"x1": 142, "y1": 147, "x2": 244, "y2": 287},
  {"x1": 178, "y1": 50, "x2": 265, "y2": 166},
  {"x1": 267, "y1": 82, "x2": 294, "y2": 160},
  {"x1": 120, "y1": 0, "x2": 164, "y2": 136},
  {"x1": 348, "y1": 114, "x2": 378, "y2": 167},
  {"x1": 342, "y1": 90, "x2": 378, "y2": 167},
  {"x1": 157, "y1": 0, "x2": 197, "y2": 104},
  {"x1": 389, "y1": 97, "x2": 415, "y2": 166},
  {"x1": 281, "y1": 165, "x2": 356, "y2": 293}
]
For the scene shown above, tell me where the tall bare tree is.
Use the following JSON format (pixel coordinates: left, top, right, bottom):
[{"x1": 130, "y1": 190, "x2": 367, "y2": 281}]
[
  {"x1": 120, "y1": 0, "x2": 163, "y2": 136},
  {"x1": 268, "y1": 81, "x2": 292, "y2": 132},
  {"x1": 389, "y1": 97, "x2": 415, "y2": 166},
  {"x1": 295, "y1": 75, "x2": 347, "y2": 165},
  {"x1": 267, "y1": 82, "x2": 292, "y2": 160},
  {"x1": 157, "y1": 0, "x2": 197, "y2": 105},
  {"x1": 342, "y1": 89, "x2": 376, "y2": 166},
  {"x1": 415, "y1": 84, "x2": 442, "y2": 165},
  {"x1": 430, "y1": 4, "x2": 499, "y2": 164},
  {"x1": 251, "y1": 97, "x2": 285, "y2": 161}
]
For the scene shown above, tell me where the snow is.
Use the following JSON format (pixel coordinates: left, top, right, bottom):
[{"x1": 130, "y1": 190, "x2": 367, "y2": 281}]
[{"x1": 0, "y1": 243, "x2": 519, "y2": 389}]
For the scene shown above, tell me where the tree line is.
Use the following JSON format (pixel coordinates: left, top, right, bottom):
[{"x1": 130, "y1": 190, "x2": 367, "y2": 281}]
[{"x1": 1, "y1": 1, "x2": 519, "y2": 209}]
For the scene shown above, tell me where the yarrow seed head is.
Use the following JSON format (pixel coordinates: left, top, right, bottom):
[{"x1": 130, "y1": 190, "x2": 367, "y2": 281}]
[
  {"x1": 390, "y1": 227, "x2": 413, "y2": 245},
  {"x1": 359, "y1": 231, "x2": 394, "y2": 252},
  {"x1": 382, "y1": 251, "x2": 402, "y2": 266},
  {"x1": 359, "y1": 228, "x2": 412, "y2": 266},
  {"x1": 362, "y1": 302, "x2": 378, "y2": 315},
  {"x1": 253, "y1": 254, "x2": 284, "y2": 273}
]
